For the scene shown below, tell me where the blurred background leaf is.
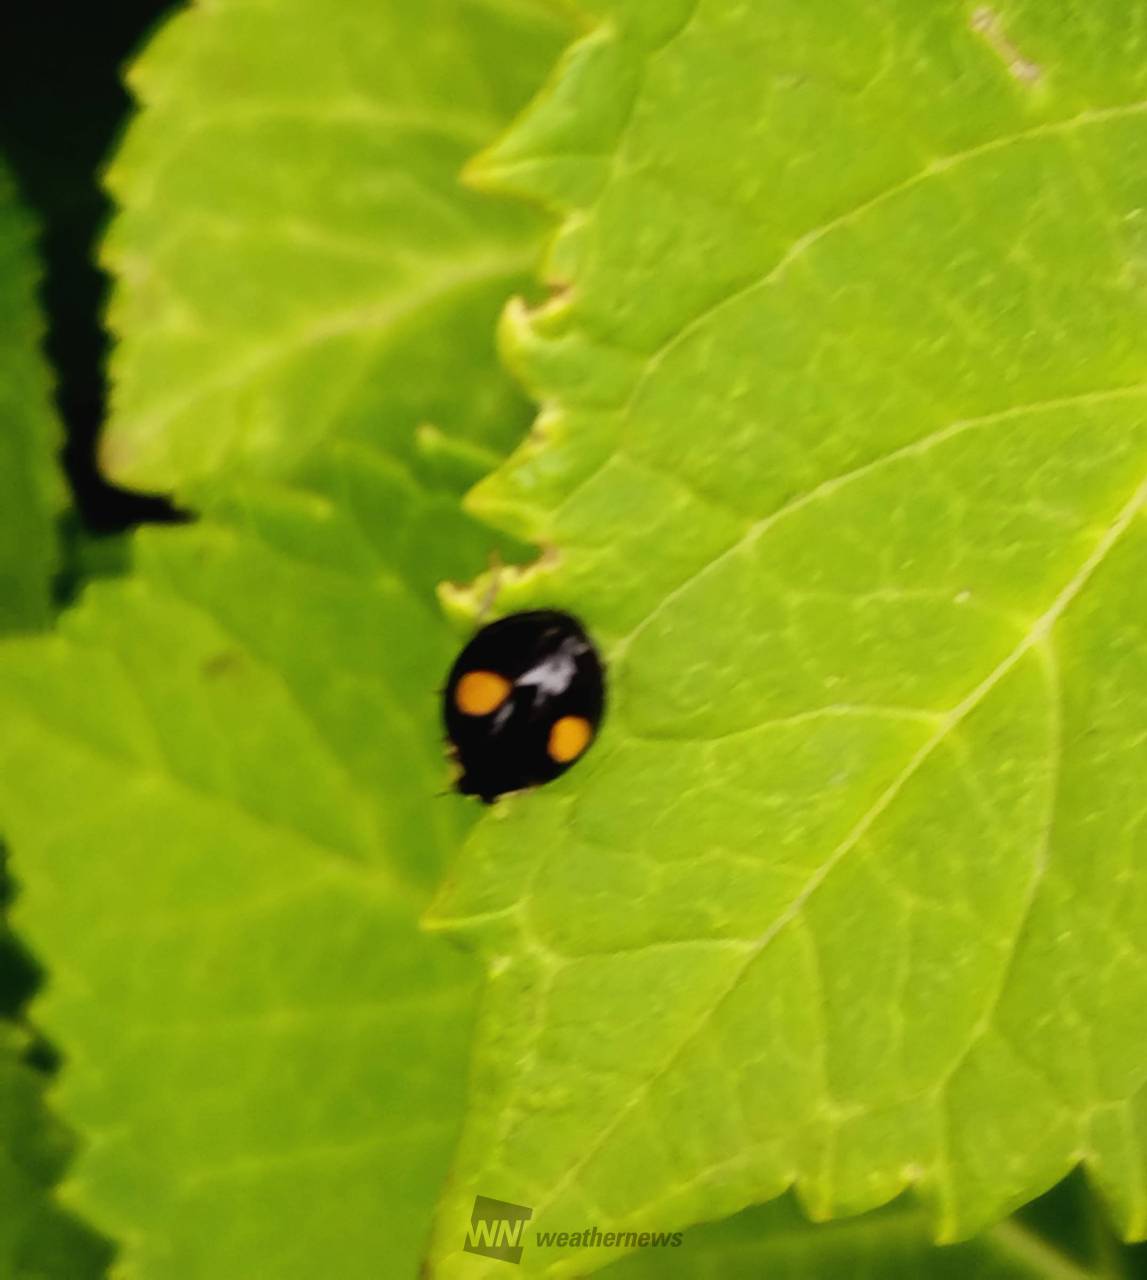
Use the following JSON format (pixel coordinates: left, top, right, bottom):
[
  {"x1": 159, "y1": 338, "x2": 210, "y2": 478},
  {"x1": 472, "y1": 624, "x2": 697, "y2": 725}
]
[
  {"x1": 98, "y1": 0, "x2": 570, "y2": 502},
  {"x1": 0, "y1": 0, "x2": 570, "y2": 1276},
  {"x1": 0, "y1": 0, "x2": 181, "y2": 532},
  {"x1": 0, "y1": 154, "x2": 111, "y2": 1277},
  {"x1": 0, "y1": 161, "x2": 63, "y2": 628}
]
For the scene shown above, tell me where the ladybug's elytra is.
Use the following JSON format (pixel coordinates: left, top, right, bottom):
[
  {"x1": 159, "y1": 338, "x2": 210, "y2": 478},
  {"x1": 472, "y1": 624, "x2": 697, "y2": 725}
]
[{"x1": 442, "y1": 610, "x2": 606, "y2": 803}]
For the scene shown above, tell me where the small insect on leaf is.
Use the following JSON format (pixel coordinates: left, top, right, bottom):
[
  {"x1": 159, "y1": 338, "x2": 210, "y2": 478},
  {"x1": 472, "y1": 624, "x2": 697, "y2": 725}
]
[{"x1": 442, "y1": 610, "x2": 606, "y2": 803}]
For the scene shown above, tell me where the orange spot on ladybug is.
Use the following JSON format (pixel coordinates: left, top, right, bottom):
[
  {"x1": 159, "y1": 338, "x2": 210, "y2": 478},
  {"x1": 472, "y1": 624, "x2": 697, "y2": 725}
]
[
  {"x1": 548, "y1": 715, "x2": 592, "y2": 764},
  {"x1": 455, "y1": 670, "x2": 512, "y2": 716}
]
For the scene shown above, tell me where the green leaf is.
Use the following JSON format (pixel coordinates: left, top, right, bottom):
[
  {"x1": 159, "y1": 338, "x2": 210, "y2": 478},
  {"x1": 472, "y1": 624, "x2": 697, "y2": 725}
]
[
  {"x1": 0, "y1": 1027, "x2": 113, "y2": 1279},
  {"x1": 1, "y1": 858, "x2": 112, "y2": 1280},
  {"x1": 426, "y1": 1, "x2": 1147, "y2": 1272},
  {"x1": 0, "y1": 158, "x2": 58, "y2": 1022},
  {"x1": 0, "y1": 1, "x2": 571, "y2": 1275},
  {"x1": 603, "y1": 1176, "x2": 1144, "y2": 1280},
  {"x1": 0, "y1": 161, "x2": 62, "y2": 632},
  {"x1": 0, "y1": 450, "x2": 495, "y2": 1278},
  {"x1": 100, "y1": 0, "x2": 571, "y2": 497},
  {"x1": 0, "y1": 159, "x2": 109, "y2": 1278}
]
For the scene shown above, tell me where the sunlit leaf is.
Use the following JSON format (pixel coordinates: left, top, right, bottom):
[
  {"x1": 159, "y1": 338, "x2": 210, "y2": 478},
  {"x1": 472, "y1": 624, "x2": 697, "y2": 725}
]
[
  {"x1": 426, "y1": 2, "x2": 1147, "y2": 1272},
  {"x1": 100, "y1": 0, "x2": 568, "y2": 498}
]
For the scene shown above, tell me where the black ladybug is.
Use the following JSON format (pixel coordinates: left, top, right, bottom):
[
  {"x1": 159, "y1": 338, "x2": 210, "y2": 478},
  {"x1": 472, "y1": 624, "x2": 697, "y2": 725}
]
[{"x1": 442, "y1": 610, "x2": 606, "y2": 803}]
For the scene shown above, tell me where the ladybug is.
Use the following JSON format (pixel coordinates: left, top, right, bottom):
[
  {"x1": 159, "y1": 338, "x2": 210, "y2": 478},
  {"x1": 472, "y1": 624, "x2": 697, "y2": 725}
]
[{"x1": 443, "y1": 610, "x2": 606, "y2": 803}]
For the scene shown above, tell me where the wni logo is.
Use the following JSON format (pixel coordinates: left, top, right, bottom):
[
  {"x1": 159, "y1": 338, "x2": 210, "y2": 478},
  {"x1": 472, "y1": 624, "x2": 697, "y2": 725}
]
[{"x1": 463, "y1": 1195, "x2": 534, "y2": 1265}]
